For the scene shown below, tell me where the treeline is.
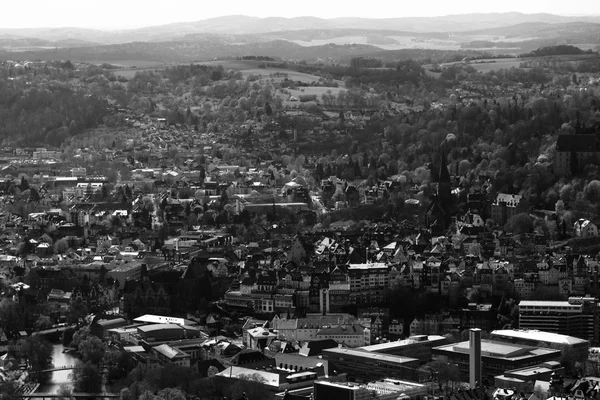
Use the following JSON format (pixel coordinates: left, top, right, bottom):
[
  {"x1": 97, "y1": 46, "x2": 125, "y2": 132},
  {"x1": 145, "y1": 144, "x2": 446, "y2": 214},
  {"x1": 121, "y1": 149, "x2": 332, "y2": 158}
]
[
  {"x1": 294, "y1": 59, "x2": 427, "y2": 88},
  {"x1": 524, "y1": 45, "x2": 592, "y2": 57},
  {"x1": 350, "y1": 57, "x2": 384, "y2": 69},
  {"x1": 238, "y1": 55, "x2": 277, "y2": 61}
]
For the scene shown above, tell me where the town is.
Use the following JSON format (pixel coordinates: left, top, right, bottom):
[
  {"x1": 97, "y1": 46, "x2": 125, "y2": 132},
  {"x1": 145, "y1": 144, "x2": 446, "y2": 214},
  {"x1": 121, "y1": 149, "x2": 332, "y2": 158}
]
[{"x1": 1, "y1": 40, "x2": 600, "y2": 400}]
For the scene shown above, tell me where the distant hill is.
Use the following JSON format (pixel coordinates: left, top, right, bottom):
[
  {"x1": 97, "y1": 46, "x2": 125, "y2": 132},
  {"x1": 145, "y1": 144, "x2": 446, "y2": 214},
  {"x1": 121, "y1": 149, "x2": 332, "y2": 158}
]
[
  {"x1": 523, "y1": 45, "x2": 592, "y2": 57},
  {"x1": 1, "y1": 13, "x2": 600, "y2": 44}
]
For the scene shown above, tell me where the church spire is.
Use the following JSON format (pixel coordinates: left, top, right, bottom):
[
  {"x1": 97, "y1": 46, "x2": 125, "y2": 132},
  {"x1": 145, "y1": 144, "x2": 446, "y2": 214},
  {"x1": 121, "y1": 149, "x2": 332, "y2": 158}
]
[{"x1": 438, "y1": 150, "x2": 450, "y2": 183}]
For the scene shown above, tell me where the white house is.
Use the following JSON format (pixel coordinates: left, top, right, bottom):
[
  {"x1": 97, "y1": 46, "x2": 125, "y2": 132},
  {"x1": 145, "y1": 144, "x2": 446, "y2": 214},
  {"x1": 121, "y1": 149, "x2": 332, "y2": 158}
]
[{"x1": 574, "y1": 219, "x2": 598, "y2": 238}]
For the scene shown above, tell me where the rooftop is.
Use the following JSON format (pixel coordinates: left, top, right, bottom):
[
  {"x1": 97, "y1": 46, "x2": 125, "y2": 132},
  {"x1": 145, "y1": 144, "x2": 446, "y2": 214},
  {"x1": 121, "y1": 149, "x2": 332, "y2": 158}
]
[
  {"x1": 519, "y1": 300, "x2": 579, "y2": 308},
  {"x1": 323, "y1": 347, "x2": 418, "y2": 365},
  {"x1": 134, "y1": 314, "x2": 194, "y2": 326},
  {"x1": 153, "y1": 344, "x2": 188, "y2": 360},
  {"x1": 360, "y1": 335, "x2": 447, "y2": 352},
  {"x1": 491, "y1": 329, "x2": 589, "y2": 346},
  {"x1": 434, "y1": 340, "x2": 561, "y2": 360},
  {"x1": 137, "y1": 323, "x2": 183, "y2": 333}
]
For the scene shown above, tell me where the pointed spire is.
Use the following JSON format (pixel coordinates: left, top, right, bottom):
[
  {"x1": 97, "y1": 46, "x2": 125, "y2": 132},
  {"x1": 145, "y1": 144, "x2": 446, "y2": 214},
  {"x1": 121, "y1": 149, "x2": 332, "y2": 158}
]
[{"x1": 438, "y1": 150, "x2": 450, "y2": 183}]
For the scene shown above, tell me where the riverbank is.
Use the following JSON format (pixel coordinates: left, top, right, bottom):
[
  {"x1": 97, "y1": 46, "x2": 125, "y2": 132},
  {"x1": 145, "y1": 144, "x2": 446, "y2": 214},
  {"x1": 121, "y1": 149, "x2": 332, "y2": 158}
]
[{"x1": 36, "y1": 344, "x2": 81, "y2": 394}]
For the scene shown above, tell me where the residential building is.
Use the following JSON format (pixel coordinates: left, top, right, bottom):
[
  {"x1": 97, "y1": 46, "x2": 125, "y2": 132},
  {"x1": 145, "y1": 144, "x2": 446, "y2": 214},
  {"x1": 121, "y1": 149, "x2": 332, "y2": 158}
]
[
  {"x1": 315, "y1": 324, "x2": 370, "y2": 348},
  {"x1": 574, "y1": 219, "x2": 599, "y2": 237},
  {"x1": 348, "y1": 263, "x2": 389, "y2": 305}
]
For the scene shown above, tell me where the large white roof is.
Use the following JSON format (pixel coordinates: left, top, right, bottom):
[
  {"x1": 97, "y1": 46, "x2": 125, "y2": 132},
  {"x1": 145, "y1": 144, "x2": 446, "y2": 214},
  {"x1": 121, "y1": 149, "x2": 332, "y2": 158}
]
[{"x1": 492, "y1": 329, "x2": 589, "y2": 346}]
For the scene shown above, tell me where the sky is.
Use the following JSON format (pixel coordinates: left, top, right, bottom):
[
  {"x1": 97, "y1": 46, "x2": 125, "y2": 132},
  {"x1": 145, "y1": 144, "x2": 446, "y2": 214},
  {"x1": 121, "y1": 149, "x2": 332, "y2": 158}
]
[{"x1": 2, "y1": 0, "x2": 600, "y2": 29}]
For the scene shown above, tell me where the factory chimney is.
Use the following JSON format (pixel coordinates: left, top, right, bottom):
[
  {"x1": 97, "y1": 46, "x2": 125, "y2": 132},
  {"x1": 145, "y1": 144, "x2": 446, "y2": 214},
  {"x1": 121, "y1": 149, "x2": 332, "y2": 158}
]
[{"x1": 469, "y1": 328, "x2": 482, "y2": 389}]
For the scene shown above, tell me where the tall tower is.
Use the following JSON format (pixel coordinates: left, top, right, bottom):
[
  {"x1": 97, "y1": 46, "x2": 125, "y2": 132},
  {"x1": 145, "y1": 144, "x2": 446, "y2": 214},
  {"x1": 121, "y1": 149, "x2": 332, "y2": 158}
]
[
  {"x1": 469, "y1": 328, "x2": 482, "y2": 389},
  {"x1": 437, "y1": 150, "x2": 451, "y2": 202}
]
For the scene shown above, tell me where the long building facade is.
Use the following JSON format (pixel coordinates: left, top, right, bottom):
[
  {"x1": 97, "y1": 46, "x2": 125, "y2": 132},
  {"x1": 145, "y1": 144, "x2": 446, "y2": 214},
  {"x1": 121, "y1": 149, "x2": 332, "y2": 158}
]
[{"x1": 518, "y1": 297, "x2": 599, "y2": 343}]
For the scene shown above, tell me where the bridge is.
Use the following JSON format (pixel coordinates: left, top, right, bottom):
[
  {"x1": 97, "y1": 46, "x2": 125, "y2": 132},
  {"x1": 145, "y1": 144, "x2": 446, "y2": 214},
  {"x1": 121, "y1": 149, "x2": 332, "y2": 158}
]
[
  {"x1": 17, "y1": 393, "x2": 120, "y2": 399},
  {"x1": 37, "y1": 364, "x2": 79, "y2": 373},
  {"x1": 32, "y1": 324, "x2": 78, "y2": 338}
]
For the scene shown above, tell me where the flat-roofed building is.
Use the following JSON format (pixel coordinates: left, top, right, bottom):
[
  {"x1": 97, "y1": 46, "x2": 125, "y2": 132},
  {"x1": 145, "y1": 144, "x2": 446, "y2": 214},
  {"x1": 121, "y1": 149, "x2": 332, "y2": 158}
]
[
  {"x1": 322, "y1": 347, "x2": 423, "y2": 382},
  {"x1": 432, "y1": 339, "x2": 562, "y2": 381},
  {"x1": 359, "y1": 335, "x2": 448, "y2": 364},
  {"x1": 491, "y1": 329, "x2": 589, "y2": 361},
  {"x1": 494, "y1": 361, "x2": 564, "y2": 391},
  {"x1": 518, "y1": 297, "x2": 599, "y2": 343},
  {"x1": 137, "y1": 323, "x2": 201, "y2": 342}
]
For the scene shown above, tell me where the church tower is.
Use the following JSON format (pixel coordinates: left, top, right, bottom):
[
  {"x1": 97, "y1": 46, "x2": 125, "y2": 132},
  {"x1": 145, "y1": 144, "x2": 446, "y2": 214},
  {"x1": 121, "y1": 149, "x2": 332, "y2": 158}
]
[
  {"x1": 426, "y1": 150, "x2": 453, "y2": 234},
  {"x1": 437, "y1": 150, "x2": 451, "y2": 202}
]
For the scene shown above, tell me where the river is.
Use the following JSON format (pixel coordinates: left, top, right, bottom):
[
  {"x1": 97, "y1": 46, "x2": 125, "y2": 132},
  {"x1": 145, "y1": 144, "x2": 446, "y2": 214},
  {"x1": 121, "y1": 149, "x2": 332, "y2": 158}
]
[{"x1": 36, "y1": 344, "x2": 81, "y2": 394}]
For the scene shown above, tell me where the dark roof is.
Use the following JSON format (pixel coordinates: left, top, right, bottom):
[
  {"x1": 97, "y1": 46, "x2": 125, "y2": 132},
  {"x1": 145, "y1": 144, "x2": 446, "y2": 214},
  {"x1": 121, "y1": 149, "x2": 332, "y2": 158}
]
[
  {"x1": 299, "y1": 339, "x2": 338, "y2": 356},
  {"x1": 556, "y1": 134, "x2": 599, "y2": 152}
]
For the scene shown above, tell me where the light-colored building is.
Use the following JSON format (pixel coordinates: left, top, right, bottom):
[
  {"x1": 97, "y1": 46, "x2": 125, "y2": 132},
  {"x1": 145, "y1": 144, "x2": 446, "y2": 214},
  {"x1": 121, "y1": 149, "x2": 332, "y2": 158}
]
[
  {"x1": 315, "y1": 324, "x2": 370, "y2": 348},
  {"x1": 518, "y1": 298, "x2": 599, "y2": 343},
  {"x1": 574, "y1": 219, "x2": 598, "y2": 238},
  {"x1": 491, "y1": 329, "x2": 589, "y2": 361}
]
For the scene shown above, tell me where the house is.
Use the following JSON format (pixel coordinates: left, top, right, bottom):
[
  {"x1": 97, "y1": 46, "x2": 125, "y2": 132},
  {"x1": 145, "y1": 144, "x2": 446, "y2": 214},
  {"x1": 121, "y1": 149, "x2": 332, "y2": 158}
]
[{"x1": 573, "y1": 219, "x2": 598, "y2": 238}]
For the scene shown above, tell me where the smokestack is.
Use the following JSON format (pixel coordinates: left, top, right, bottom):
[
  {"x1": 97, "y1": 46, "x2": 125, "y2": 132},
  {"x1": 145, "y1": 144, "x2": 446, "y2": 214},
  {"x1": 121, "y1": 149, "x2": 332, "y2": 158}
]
[{"x1": 469, "y1": 328, "x2": 482, "y2": 389}]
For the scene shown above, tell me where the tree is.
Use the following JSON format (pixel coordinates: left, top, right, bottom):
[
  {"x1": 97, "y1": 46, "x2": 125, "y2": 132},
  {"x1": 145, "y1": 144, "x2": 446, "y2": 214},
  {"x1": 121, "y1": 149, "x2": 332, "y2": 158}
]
[
  {"x1": 421, "y1": 359, "x2": 461, "y2": 394},
  {"x1": 11, "y1": 336, "x2": 53, "y2": 373},
  {"x1": 56, "y1": 384, "x2": 75, "y2": 400},
  {"x1": 73, "y1": 362, "x2": 102, "y2": 393},
  {"x1": 78, "y1": 335, "x2": 106, "y2": 365},
  {"x1": 504, "y1": 213, "x2": 534, "y2": 234},
  {"x1": 54, "y1": 238, "x2": 70, "y2": 254},
  {"x1": 264, "y1": 102, "x2": 273, "y2": 116},
  {"x1": 155, "y1": 388, "x2": 187, "y2": 400},
  {"x1": 35, "y1": 315, "x2": 53, "y2": 331}
]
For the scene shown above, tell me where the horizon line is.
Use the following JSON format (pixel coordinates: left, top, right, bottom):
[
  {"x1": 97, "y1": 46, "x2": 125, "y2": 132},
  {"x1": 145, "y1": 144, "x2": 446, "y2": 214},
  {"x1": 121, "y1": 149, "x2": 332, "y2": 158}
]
[{"x1": 2, "y1": 11, "x2": 600, "y2": 31}]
